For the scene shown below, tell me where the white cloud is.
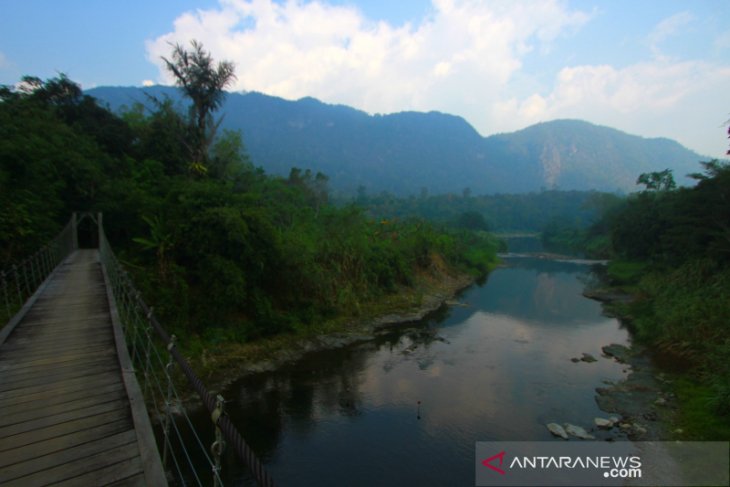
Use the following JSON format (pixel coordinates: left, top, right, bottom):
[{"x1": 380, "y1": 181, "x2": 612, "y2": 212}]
[
  {"x1": 0, "y1": 51, "x2": 8, "y2": 69},
  {"x1": 146, "y1": 0, "x2": 728, "y2": 156},
  {"x1": 495, "y1": 59, "x2": 730, "y2": 157},
  {"x1": 142, "y1": 79, "x2": 155, "y2": 87},
  {"x1": 648, "y1": 11, "x2": 693, "y2": 52},
  {"x1": 146, "y1": 0, "x2": 591, "y2": 119}
]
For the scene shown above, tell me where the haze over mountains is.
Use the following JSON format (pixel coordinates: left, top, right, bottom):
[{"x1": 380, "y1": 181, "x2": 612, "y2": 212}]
[{"x1": 88, "y1": 86, "x2": 705, "y2": 195}]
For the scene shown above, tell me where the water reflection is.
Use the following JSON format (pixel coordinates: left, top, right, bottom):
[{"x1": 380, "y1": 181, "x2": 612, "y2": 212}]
[{"x1": 212, "y1": 258, "x2": 630, "y2": 486}]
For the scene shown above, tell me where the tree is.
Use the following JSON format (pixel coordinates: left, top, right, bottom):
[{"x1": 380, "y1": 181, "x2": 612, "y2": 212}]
[
  {"x1": 636, "y1": 169, "x2": 676, "y2": 192},
  {"x1": 162, "y1": 40, "x2": 236, "y2": 174}
]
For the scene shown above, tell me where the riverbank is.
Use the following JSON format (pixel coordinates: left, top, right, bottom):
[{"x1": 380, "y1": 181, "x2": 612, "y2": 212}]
[
  {"x1": 593, "y1": 342, "x2": 678, "y2": 440},
  {"x1": 182, "y1": 265, "x2": 477, "y2": 400},
  {"x1": 579, "y1": 286, "x2": 678, "y2": 440},
  {"x1": 583, "y1": 285, "x2": 730, "y2": 442}
]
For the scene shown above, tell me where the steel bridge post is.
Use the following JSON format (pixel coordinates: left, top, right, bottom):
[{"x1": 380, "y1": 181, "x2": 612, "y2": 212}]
[
  {"x1": 71, "y1": 212, "x2": 79, "y2": 251},
  {"x1": 162, "y1": 334, "x2": 177, "y2": 468},
  {"x1": 211, "y1": 394, "x2": 226, "y2": 487}
]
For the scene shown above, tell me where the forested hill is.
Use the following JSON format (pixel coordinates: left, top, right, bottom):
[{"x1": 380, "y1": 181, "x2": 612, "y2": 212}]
[{"x1": 88, "y1": 86, "x2": 704, "y2": 195}]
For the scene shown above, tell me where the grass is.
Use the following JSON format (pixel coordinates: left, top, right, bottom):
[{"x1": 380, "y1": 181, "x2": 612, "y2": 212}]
[
  {"x1": 178, "y1": 260, "x2": 476, "y2": 391},
  {"x1": 671, "y1": 377, "x2": 730, "y2": 440},
  {"x1": 606, "y1": 260, "x2": 646, "y2": 286}
]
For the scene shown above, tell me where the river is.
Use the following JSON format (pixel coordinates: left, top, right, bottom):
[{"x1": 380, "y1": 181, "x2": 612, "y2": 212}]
[{"x1": 194, "y1": 250, "x2": 632, "y2": 486}]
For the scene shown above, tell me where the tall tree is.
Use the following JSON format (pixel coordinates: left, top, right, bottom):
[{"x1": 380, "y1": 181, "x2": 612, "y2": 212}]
[
  {"x1": 162, "y1": 40, "x2": 236, "y2": 174},
  {"x1": 636, "y1": 169, "x2": 676, "y2": 192}
]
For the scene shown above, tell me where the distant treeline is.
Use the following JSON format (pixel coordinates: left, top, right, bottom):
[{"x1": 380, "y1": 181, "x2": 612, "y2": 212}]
[{"x1": 348, "y1": 188, "x2": 623, "y2": 233}]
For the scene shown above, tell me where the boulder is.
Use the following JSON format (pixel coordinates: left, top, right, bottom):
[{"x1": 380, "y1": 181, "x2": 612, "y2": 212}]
[
  {"x1": 602, "y1": 344, "x2": 631, "y2": 363},
  {"x1": 594, "y1": 417, "x2": 614, "y2": 429},
  {"x1": 546, "y1": 423, "x2": 568, "y2": 440},
  {"x1": 564, "y1": 423, "x2": 595, "y2": 440}
]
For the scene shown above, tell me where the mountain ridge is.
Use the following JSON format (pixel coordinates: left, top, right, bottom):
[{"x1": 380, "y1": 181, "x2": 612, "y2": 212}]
[{"x1": 88, "y1": 85, "x2": 704, "y2": 195}]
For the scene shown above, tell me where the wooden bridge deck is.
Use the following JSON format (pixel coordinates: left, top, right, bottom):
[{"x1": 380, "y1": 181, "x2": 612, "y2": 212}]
[{"x1": 0, "y1": 250, "x2": 166, "y2": 486}]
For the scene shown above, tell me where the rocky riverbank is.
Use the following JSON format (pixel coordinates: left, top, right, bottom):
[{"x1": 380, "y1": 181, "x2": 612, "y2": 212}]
[
  {"x1": 546, "y1": 342, "x2": 677, "y2": 442},
  {"x1": 594, "y1": 343, "x2": 677, "y2": 440},
  {"x1": 184, "y1": 270, "x2": 476, "y2": 403},
  {"x1": 579, "y1": 290, "x2": 679, "y2": 441}
]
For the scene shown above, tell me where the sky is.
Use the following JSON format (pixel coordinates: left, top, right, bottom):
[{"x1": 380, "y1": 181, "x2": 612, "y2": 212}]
[{"x1": 1, "y1": 0, "x2": 729, "y2": 157}]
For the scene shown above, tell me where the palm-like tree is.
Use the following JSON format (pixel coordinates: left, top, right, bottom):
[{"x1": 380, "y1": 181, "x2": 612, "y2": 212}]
[{"x1": 162, "y1": 40, "x2": 236, "y2": 174}]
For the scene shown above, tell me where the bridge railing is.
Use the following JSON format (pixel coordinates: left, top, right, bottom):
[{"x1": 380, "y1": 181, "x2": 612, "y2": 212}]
[
  {"x1": 1, "y1": 217, "x2": 76, "y2": 322},
  {"x1": 99, "y1": 224, "x2": 276, "y2": 486}
]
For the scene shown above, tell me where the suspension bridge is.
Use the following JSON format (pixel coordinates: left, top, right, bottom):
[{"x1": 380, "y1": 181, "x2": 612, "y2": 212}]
[{"x1": 0, "y1": 214, "x2": 275, "y2": 486}]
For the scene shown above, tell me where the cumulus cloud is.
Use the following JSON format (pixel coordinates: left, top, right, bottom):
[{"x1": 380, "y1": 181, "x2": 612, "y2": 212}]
[
  {"x1": 146, "y1": 0, "x2": 591, "y2": 122},
  {"x1": 495, "y1": 59, "x2": 730, "y2": 157},
  {"x1": 146, "y1": 0, "x2": 728, "y2": 156}
]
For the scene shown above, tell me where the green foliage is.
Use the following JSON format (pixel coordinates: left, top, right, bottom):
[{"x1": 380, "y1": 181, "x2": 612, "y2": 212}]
[
  {"x1": 1, "y1": 74, "x2": 498, "y2": 346},
  {"x1": 593, "y1": 157, "x2": 730, "y2": 421},
  {"x1": 636, "y1": 168, "x2": 676, "y2": 192},
  {"x1": 162, "y1": 40, "x2": 236, "y2": 171},
  {"x1": 630, "y1": 263, "x2": 730, "y2": 422},
  {"x1": 673, "y1": 378, "x2": 730, "y2": 440},
  {"x1": 355, "y1": 189, "x2": 614, "y2": 233},
  {"x1": 605, "y1": 260, "x2": 647, "y2": 286},
  {"x1": 0, "y1": 75, "x2": 115, "y2": 265}
]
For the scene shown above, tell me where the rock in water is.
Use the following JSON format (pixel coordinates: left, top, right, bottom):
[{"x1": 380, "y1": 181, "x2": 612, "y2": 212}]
[
  {"x1": 594, "y1": 417, "x2": 614, "y2": 429},
  {"x1": 601, "y1": 344, "x2": 631, "y2": 363},
  {"x1": 546, "y1": 423, "x2": 568, "y2": 439},
  {"x1": 580, "y1": 353, "x2": 598, "y2": 363},
  {"x1": 564, "y1": 423, "x2": 595, "y2": 440}
]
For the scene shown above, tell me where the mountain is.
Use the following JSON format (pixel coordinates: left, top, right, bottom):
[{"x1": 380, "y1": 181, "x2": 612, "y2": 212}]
[{"x1": 88, "y1": 86, "x2": 705, "y2": 195}]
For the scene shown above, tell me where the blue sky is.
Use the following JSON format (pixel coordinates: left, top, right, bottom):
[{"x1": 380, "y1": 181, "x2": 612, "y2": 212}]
[{"x1": 1, "y1": 0, "x2": 729, "y2": 157}]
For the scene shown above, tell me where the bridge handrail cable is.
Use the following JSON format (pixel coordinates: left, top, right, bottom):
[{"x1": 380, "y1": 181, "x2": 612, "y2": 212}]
[
  {"x1": 99, "y1": 221, "x2": 276, "y2": 487},
  {"x1": 1, "y1": 217, "x2": 76, "y2": 322},
  {"x1": 1, "y1": 214, "x2": 276, "y2": 486}
]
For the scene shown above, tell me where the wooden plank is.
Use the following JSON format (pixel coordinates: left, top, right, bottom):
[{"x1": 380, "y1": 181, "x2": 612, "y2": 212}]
[
  {"x1": 0, "y1": 350, "x2": 114, "y2": 377},
  {"x1": 54, "y1": 456, "x2": 145, "y2": 487},
  {"x1": 0, "y1": 398, "x2": 127, "y2": 439},
  {"x1": 0, "y1": 430, "x2": 138, "y2": 483},
  {"x1": 106, "y1": 473, "x2": 148, "y2": 486},
  {"x1": 0, "y1": 355, "x2": 114, "y2": 381},
  {"x1": 0, "y1": 419, "x2": 131, "y2": 469},
  {"x1": 0, "y1": 385, "x2": 127, "y2": 427},
  {"x1": 0, "y1": 337, "x2": 114, "y2": 360},
  {"x1": 0, "y1": 408, "x2": 131, "y2": 451},
  {"x1": 0, "y1": 370, "x2": 120, "y2": 402},
  {"x1": 0, "y1": 335, "x2": 114, "y2": 357},
  {"x1": 11, "y1": 313, "x2": 111, "y2": 328},
  {"x1": 8, "y1": 324, "x2": 112, "y2": 339},
  {"x1": 0, "y1": 248, "x2": 167, "y2": 485},
  {"x1": 7, "y1": 323, "x2": 111, "y2": 339},
  {"x1": 0, "y1": 344, "x2": 115, "y2": 366},
  {"x1": 0, "y1": 362, "x2": 119, "y2": 392},
  {"x1": 0, "y1": 349, "x2": 115, "y2": 374},
  {"x1": 32, "y1": 295, "x2": 107, "y2": 305},
  {"x1": 0, "y1": 381, "x2": 124, "y2": 418},
  {"x1": 1, "y1": 440, "x2": 141, "y2": 487}
]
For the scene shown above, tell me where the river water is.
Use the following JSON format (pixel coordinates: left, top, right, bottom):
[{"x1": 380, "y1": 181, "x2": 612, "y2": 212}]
[{"x1": 201, "y1": 251, "x2": 631, "y2": 486}]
